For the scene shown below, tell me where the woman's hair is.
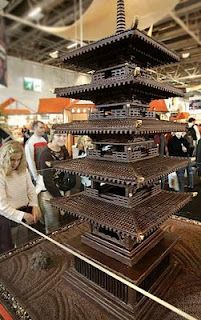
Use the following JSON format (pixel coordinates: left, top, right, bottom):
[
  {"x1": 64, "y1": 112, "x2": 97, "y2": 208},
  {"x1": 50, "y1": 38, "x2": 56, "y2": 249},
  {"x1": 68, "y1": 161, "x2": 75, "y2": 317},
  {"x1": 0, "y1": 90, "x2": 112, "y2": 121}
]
[
  {"x1": 0, "y1": 141, "x2": 27, "y2": 176},
  {"x1": 49, "y1": 129, "x2": 56, "y2": 142},
  {"x1": 77, "y1": 136, "x2": 92, "y2": 150}
]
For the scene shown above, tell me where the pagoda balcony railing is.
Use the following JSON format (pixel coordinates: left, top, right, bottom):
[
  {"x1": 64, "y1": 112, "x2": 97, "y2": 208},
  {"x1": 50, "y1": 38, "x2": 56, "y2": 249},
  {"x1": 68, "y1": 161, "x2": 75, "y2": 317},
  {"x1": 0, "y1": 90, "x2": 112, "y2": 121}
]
[
  {"x1": 92, "y1": 63, "x2": 152, "y2": 83},
  {"x1": 86, "y1": 187, "x2": 129, "y2": 207},
  {"x1": 89, "y1": 108, "x2": 155, "y2": 120},
  {"x1": 85, "y1": 184, "x2": 161, "y2": 208},
  {"x1": 87, "y1": 148, "x2": 159, "y2": 163}
]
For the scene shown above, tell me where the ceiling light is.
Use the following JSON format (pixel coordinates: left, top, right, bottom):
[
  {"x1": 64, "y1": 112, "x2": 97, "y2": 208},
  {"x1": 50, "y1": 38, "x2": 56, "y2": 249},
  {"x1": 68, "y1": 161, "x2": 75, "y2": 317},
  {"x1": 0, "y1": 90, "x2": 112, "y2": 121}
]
[
  {"x1": 181, "y1": 52, "x2": 190, "y2": 59},
  {"x1": 77, "y1": 108, "x2": 80, "y2": 113},
  {"x1": 49, "y1": 50, "x2": 59, "y2": 59},
  {"x1": 67, "y1": 43, "x2": 78, "y2": 49},
  {"x1": 28, "y1": 7, "x2": 42, "y2": 18}
]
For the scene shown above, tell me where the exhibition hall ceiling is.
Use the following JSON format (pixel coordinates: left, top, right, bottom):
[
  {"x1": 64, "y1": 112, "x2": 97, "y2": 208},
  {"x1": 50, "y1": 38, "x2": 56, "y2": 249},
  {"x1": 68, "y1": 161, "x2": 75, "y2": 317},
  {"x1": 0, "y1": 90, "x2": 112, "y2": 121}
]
[{"x1": 3, "y1": 0, "x2": 201, "y2": 89}]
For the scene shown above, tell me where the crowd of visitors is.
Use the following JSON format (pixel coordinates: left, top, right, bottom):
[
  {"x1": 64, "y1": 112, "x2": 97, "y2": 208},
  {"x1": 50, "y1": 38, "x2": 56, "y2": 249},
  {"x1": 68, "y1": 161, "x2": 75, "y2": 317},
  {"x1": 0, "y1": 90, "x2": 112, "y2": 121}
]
[
  {"x1": 165, "y1": 117, "x2": 200, "y2": 192},
  {"x1": 0, "y1": 116, "x2": 201, "y2": 254},
  {"x1": 0, "y1": 121, "x2": 82, "y2": 253}
]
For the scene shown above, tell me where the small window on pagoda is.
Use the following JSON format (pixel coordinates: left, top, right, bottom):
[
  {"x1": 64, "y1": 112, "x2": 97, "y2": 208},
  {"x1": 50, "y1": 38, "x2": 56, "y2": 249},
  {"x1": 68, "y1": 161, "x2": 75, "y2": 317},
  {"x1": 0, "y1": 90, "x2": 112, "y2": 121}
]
[
  {"x1": 105, "y1": 70, "x2": 112, "y2": 79},
  {"x1": 94, "y1": 181, "x2": 126, "y2": 197},
  {"x1": 98, "y1": 226, "x2": 119, "y2": 240},
  {"x1": 97, "y1": 144, "x2": 124, "y2": 156}
]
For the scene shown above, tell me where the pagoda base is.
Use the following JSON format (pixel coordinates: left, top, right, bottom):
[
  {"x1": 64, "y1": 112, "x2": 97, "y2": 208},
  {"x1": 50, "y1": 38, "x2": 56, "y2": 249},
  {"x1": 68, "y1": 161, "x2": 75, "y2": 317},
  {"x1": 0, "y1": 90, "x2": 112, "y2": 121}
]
[
  {"x1": 64, "y1": 262, "x2": 179, "y2": 320},
  {"x1": 63, "y1": 232, "x2": 179, "y2": 320},
  {"x1": 81, "y1": 229, "x2": 164, "y2": 266}
]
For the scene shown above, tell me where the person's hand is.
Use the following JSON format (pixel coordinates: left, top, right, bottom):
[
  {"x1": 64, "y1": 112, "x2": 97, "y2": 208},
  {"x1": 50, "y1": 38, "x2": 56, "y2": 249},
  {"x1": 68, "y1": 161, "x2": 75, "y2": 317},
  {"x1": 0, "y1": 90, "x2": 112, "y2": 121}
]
[
  {"x1": 181, "y1": 143, "x2": 187, "y2": 153},
  {"x1": 23, "y1": 212, "x2": 35, "y2": 225},
  {"x1": 32, "y1": 206, "x2": 41, "y2": 223}
]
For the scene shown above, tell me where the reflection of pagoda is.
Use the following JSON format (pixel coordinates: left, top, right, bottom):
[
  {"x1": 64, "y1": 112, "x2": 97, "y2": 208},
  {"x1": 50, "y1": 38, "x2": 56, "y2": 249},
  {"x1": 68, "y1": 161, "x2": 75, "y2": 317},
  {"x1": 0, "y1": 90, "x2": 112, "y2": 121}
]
[{"x1": 51, "y1": 1, "x2": 191, "y2": 319}]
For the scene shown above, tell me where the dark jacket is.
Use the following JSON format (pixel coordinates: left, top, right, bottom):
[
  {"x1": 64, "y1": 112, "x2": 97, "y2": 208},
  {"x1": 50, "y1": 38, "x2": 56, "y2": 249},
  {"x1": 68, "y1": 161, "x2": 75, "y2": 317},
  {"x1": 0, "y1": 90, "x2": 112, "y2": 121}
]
[
  {"x1": 39, "y1": 146, "x2": 69, "y2": 197},
  {"x1": 196, "y1": 139, "x2": 201, "y2": 175},
  {"x1": 167, "y1": 136, "x2": 190, "y2": 157},
  {"x1": 188, "y1": 125, "x2": 197, "y2": 141}
]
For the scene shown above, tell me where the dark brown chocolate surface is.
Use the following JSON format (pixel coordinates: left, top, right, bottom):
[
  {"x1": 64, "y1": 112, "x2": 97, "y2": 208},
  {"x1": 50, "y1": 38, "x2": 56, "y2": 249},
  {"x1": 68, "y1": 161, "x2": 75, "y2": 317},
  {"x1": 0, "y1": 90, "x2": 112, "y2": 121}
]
[
  {"x1": 61, "y1": 28, "x2": 179, "y2": 72},
  {"x1": 50, "y1": 191, "x2": 191, "y2": 238},
  {"x1": 34, "y1": 19, "x2": 193, "y2": 319},
  {"x1": 92, "y1": 137, "x2": 152, "y2": 146},
  {"x1": 52, "y1": 156, "x2": 189, "y2": 186},
  {"x1": 95, "y1": 101, "x2": 148, "y2": 109},
  {"x1": 55, "y1": 76, "x2": 183, "y2": 103},
  {"x1": 65, "y1": 231, "x2": 177, "y2": 283},
  {"x1": 53, "y1": 118, "x2": 186, "y2": 135},
  {"x1": 0, "y1": 218, "x2": 200, "y2": 320}
]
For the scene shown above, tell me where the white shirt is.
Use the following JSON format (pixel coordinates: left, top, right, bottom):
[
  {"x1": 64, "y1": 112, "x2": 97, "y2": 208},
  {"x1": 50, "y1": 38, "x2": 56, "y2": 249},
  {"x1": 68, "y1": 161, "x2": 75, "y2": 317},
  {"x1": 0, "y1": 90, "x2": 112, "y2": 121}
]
[
  {"x1": 0, "y1": 169, "x2": 38, "y2": 222},
  {"x1": 194, "y1": 125, "x2": 201, "y2": 143},
  {"x1": 72, "y1": 147, "x2": 91, "y2": 187},
  {"x1": 25, "y1": 134, "x2": 47, "y2": 181}
]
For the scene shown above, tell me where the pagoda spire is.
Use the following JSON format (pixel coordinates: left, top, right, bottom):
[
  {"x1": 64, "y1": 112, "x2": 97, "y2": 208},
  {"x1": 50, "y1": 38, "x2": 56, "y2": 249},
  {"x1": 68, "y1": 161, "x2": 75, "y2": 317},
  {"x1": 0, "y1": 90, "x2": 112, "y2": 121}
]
[{"x1": 116, "y1": 0, "x2": 126, "y2": 34}]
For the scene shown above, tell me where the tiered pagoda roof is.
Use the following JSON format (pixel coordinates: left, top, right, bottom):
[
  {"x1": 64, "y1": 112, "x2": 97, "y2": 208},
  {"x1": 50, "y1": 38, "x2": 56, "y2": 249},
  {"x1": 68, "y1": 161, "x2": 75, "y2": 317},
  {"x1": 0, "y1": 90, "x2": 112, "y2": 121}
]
[
  {"x1": 55, "y1": 27, "x2": 183, "y2": 104},
  {"x1": 53, "y1": 118, "x2": 186, "y2": 135},
  {"x1": 61, "y1": 28, "x2": 180, "y2": 72},
  {"x1": 53, "y1": 156, "x2": 189, "y2": 186},
  {"x1": 51, "y1": 190, "x2": 191, "y2": 239},
  {"x1": 55, "y1": 75, "x2": 183, "y2": 102}
]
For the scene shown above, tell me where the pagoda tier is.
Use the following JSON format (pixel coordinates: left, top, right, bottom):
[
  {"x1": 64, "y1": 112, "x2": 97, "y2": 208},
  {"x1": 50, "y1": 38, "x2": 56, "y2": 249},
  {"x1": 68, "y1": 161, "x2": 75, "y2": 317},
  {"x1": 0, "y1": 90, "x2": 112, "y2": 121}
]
[
  {"x1": 88, "y1": 104, "x2": 156, "y2": 121},
  {"x1": 91, "y1": 63, "x2": 152, "y2": 83},
  {"x1": 88, "y1": 101, "x2": 156, "y2": 120},
  {"x1": 87, "y1": 138, "x2": 159, "y2": 163},
  {"x1": 55, "y1": 75, "x2": 183, "y2": 104},
  {"x1": 51, "y1": 191, "x2": 191, "y2": 266},
  {"x1": 53, "y1": 156, "x2": 189, "y2": 187},
  {"x1": 61, "y1": 28, "x2": 179, "y2": 72},
  {"x1": 84, "y1": 137, "x2": 158, "y2": 163},
  {"x1": 51, "y1": 191, "x2": 190, "y2": 240},
  {"x1": 53, "y1": 118, "x2": 186, "y2": 135}
]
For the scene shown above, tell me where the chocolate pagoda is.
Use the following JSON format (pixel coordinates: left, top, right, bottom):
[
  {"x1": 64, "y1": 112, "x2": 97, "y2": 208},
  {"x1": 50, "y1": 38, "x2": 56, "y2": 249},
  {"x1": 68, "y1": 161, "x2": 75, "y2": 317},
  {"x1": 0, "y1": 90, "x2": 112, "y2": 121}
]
[{"x1": 51, "y1": 1, "x2": 192, "y2": 319}]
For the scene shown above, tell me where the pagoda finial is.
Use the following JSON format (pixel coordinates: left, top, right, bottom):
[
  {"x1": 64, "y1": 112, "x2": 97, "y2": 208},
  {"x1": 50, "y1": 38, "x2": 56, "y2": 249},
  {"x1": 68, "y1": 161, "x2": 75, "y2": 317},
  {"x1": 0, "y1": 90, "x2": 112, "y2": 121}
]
[{"x1": 116, "y1": 0, "x2": 126, "y2": 34}]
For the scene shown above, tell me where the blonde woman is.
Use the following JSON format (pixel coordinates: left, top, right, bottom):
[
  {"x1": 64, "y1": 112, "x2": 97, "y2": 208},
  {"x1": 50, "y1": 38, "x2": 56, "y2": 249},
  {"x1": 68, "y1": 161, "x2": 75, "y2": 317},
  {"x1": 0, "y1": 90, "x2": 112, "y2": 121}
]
[
  {"x1": 0, "y1": 141, "x2": 40, "y2": 253},
  {"x1": 73, "y1": 136, "x2": 93, "y2": 190}
]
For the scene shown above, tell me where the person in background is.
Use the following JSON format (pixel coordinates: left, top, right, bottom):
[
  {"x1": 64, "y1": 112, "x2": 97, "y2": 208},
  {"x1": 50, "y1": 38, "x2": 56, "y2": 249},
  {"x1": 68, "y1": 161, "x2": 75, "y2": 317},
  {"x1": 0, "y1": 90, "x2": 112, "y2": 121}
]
[
  {"x1": 0, "y1": 141, "x2": 40, "y2": 253},
  {"x1": 167, "y1": 132, "x2": 192, "y2": 192},
  {"x1": 43, "y1": 124, "x2": 50, "y2": 142},
  {"x1": 73, "y1": 136, "x2": 93, "y2": 190},
  {"x1": 25, "y1": 121, "x2": 47, "y2": 185},
  {"x1": 38, "y1": 130, "x2": 76, "y2": 233},
  {"x1": 21, "y1": 126, "x2": 31, "y2": 145},
  {"x1": 196, "y1": 138, "x2": 201, "y2": 176},
  {"x1": 187, "y1": 117, "x2": 200, "y2": 155}
]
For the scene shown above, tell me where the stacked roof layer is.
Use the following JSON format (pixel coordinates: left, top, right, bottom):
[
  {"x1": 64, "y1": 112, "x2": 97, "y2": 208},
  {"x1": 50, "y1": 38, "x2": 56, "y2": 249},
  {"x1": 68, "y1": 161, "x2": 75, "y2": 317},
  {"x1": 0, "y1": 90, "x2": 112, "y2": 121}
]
[{"x1": 61, "y1": 29, "x2": 180, "y2": 72}]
